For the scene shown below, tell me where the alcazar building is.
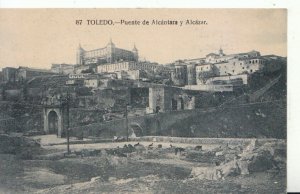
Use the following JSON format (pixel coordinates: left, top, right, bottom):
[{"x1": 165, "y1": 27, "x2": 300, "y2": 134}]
[{"x1": 76, "y1": 39, "x2": 138, "y2": 66}]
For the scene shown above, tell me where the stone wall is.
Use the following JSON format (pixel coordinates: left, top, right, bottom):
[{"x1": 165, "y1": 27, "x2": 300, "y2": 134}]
[
  {"x1": 129, "y1": 136, "x2": 285, "y2": 146},
  {"x1": 69, "y1": 101, "x2": 286, "y2": 139}
]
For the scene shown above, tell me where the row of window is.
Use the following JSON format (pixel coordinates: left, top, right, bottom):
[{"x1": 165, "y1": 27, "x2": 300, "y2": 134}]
[
  {"x1": 222, "y1": 69, "x2": 253, "y2": 74},
  {"x1": 84, "y1": 49, "x2": 107, "y2": 57},
  {"x1": 196, "y1": 66, "x2": 210, "y2": 71}
]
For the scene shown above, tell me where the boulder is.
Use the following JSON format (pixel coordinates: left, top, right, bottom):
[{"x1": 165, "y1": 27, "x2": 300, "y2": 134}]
[
  {"x1": 217, "y1": 159, "x2": 240, "y2": 178},
  {"x1": 191, "y1": 167, "x2": 222, "y2": 180},
  {"x1": 248, "y1": 150, "x2": 274, "y2": 173},
  {"x1": 237, "y1": 160, "x2": 249, "y2": 175}
]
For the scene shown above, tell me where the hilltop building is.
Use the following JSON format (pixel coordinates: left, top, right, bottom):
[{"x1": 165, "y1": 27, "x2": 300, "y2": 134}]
[
  {"x1": 76, "y1": 39, "x2": 138, "y2": 66},
  {"x1": 171, "y1": 49, "x2": 282, "y2": 87}
]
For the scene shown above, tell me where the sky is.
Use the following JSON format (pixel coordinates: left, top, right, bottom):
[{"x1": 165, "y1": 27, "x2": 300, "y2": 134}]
[{"x1": 0, "y1": 9, "x2": 287, "y2": 70}]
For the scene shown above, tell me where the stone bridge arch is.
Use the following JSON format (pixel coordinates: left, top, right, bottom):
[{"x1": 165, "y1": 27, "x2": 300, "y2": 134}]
[{"x1": 43, "y1": 107, "x2": 64, "y2": 137}]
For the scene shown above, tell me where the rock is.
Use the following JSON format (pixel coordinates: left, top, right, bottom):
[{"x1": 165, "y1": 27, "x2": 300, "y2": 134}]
[
  {"x1": 191, "y1": 167, "x2": 221, "y2": 180},
  {"x1": 248, "y1": 150, "x2": 274, "y2": 173},
  {"x1": 244, "y1": 139, "x2": 258, "y2": 153},
  {"x1": 237, "y1": 160, "x2": 249, "y2": 175},
  {"x1": 91, "y1": 176, "x2": 103, "y2": 182},
  {"x1": 217, "y1": 159, "x2": 240, "y2": 178},
  {"x1": 135, "y1": 144, "x2": 146, "y2": 154}
]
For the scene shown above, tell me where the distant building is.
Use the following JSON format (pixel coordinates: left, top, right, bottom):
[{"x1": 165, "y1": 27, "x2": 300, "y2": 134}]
[
  {"x1": 186, "y1": 64, "x2": 196, "y2": 85},
  {"x1": 2, "y1": 67, "x2": 17, "y2": 83},
  {"x1": 16, "y1": 66, "x2": 57, "y2": 81},
  {"x1": 97, "y1": 61, "x2": 157, "y2": 73},
  {"x1": 204, "y1": 49, "x2": 260, "y2": 64},
  {"x1": 97, "y1": 61, "x2": 161, "y2": 80},
  {"x1": 171, "y1": 62, "x2": 187, "y2": 86},
  {"x1": 147, "y1": 86, "x2": 195, "y2": 113},
  {"x1": 51, "y1": 64, "x2": 74, "y2": 75},
  {"x1": 76, "y1": 39, "x2": 138, "y2": 65},
  {"x1": 173, "y1": 49, "x2": 281, "y2": 87},
  {"x1": 67, "y1": 73, "x2": 116, "y2": 88},
  {"x1": 213, "y1": 58, "x2": 265, "y2": 76},
  {"x1": 84, "y1": 78, "x2": 101, "y2": 88}
]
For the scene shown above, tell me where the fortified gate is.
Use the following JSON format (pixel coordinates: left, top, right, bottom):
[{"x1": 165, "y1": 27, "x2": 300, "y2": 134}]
[{"x1": 42, "y1": 95, "x2": 69, "y2": 137}]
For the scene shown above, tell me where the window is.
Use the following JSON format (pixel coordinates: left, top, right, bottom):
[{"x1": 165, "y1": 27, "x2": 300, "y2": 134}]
[
  {"x1": 250, "y1": 69, "x2": 253, "y2": 73},
  {"x1": 242, "y1": 67, "x2": 245, "y2": 69},
  {"x1": 232, "y1": 70, "x2": 235, "y2": 73}
]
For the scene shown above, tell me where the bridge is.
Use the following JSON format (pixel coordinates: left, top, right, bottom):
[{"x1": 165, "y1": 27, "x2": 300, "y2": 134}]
[{"x1": 41, "y1": 74, "x2": 285, "y2": 139}]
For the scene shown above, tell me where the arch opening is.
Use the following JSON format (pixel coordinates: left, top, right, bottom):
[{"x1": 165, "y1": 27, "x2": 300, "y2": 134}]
[{"x1": 48, "y1": 111, "x2": 59, "y2": 135}]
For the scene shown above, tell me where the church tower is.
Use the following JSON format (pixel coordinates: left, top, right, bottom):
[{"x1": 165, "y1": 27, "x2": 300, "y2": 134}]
[
  {"x1": 219, "y1": 47, "x2": 225, "y2": 57},
  {"x1": 106, "y1": 38, "x2": 116, "y2": 63},
  {"x1": 76, "y1": 44, "x2": 85, "y2": 65},
  {"x1": 132, "y1": 44, "x2": 139, "y2": 62}
]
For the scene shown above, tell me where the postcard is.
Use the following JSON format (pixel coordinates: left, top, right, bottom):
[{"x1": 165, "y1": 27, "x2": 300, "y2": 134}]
[{"x1": 0, "y1": 9, "x2": 287, "y2": 193}]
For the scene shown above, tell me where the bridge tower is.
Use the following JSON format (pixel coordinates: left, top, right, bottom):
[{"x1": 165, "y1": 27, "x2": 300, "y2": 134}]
[{"x1": 42, "y1": 94, "x2": 70, "y2": 138}]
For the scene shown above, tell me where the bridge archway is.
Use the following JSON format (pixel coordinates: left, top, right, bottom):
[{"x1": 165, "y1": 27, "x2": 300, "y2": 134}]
[
  {"x1": 48, "y1": 111, "x2": 58, "y2": 135},
  {"x1": 43, "y1": 108, "x2": 64, "y2": 137}
]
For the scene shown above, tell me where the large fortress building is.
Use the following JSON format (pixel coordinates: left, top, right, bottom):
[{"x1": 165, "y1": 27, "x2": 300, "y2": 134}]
[{"x1": 76, "y1": 39, "x2": 138, "y2": 66}]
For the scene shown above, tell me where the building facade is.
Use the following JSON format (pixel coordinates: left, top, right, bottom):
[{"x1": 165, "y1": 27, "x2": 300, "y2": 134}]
[
  {"x1": 97, "y1": 61, "x2": 158, "y2": 74},
  {"x1": 51, "y1": 64, "x2": 75, "y2": 75},
  {"x1": 171, "y1": 63, "x2": 187, "y2": 86},
  {"x1": 186, "y1": 64, "x2": 196, "y2": 85},
  {"x1": 16, "y1": 66, "x2": 57, "y2": 81},
  {"x1": 174, "y1": 49, "x2": 272, "y2": 86},
  {"x1": 213, "y1": 58, "x2": 265, "y2": 76},
  {"x1": 2, "y1": 67, "x2": 17, "y2": 83},
  {"x1": 147, "y1": 86, "x2": 195, "y2": 113}
]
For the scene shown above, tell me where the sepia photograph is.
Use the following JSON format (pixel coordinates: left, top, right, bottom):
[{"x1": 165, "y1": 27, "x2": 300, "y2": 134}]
[{"x1": 0, "y1": 9, "x2": 287, "y2": 193}]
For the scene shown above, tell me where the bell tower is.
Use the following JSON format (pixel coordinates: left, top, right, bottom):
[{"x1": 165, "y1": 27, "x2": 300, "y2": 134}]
[
  {"x1": 76, "y1": 44, "x2": 85, "y2": 65},
  {"x1": 132, "y1": 44, "x2": 139, "y2": 62},
  {"x1": 106, "y1": 38, "x2": 116, "y2": 63},
  {"x1": 219, "y1": 47, "x2": 225, "y2": 57}
]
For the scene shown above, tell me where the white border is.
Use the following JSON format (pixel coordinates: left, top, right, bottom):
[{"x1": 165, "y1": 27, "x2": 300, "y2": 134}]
[
  {"x1": 0, "y1": 0, "x2": 288, "y2": 9},
  {"x1": 0, "y1": 0, "x2": 300, "y2": 192}
]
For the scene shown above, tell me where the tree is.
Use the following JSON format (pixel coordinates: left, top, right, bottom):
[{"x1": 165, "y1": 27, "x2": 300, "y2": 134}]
[{"x1": 197, "y1": 70, "x2": 215, "y2": 84}]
